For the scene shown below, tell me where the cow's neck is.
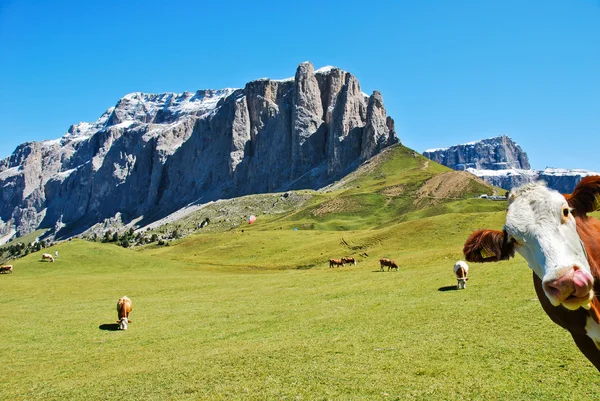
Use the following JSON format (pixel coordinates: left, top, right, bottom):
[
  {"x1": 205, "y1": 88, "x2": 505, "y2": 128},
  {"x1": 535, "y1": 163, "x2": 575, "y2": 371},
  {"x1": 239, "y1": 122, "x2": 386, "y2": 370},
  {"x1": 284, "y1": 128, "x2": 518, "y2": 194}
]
[{"x1": 576, "y1": 217, "x2": 600, "y2": 280}]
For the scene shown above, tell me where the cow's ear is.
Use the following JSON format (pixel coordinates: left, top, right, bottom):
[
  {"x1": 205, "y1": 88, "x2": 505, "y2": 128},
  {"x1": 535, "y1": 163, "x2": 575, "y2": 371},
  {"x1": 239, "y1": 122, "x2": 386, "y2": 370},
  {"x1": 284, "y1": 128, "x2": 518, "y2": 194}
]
[
  {"x1": 463, "y1": 229, "x2": 515, "y2": 262},
  {"x1": 565, "y1": 176, "x2": 600, "y2": 216}
]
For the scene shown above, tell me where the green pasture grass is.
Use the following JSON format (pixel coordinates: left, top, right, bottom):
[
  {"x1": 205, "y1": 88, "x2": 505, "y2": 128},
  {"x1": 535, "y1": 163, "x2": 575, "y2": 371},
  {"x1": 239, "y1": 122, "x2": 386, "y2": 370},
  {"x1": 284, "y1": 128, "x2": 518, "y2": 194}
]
[
  {"x1": 1, "y1": 210, "x2": 599, "y2": 400},
  {"x1": 0, "y1": 228, "x2": 49, "y2": 250}
]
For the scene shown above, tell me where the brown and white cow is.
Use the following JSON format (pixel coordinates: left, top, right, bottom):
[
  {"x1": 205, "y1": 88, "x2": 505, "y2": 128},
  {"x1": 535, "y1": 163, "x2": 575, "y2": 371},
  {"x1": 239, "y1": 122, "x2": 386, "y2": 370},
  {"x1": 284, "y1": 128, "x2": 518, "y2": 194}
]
[
  {"x1": 454, "y1": 261, "x2": 469, "y2": 289},
  {"x1": 0, "y1": 265, "x2": 13, "y2": 274},
  {"x1": 41, "y1": 253, "x2": 54, "y2": 262},
  {"x1": 463, "y1": 177, "x2": 600, "y2": 370},
  {"x1": 380, "y1": 258, "x2": 398, "y2": 271},
  {"x1": 117, "y1": 296, "x2": 133, "y2": 330},
  {"x1": 342, "y1": 257, "x2": 357, "y2": 266},
  {"x1": 329, "y1": 258, "x2": 345, "y2": 268}
]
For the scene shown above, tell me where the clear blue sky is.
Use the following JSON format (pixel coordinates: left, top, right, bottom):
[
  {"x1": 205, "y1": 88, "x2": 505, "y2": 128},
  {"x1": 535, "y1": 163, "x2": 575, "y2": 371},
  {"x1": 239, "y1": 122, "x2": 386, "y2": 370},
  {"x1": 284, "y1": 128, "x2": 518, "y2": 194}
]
[{"x1": 1, "y1": 0, "x2": 599, "y2": 171}]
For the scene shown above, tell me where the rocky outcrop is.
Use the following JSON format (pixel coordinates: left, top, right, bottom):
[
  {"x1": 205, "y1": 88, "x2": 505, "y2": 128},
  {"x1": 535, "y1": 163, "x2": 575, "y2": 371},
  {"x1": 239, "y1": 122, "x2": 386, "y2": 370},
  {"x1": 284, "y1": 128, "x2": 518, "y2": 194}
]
[
  {"x1": 423, "y1": 136, "x2": 530, "y2": 171},
  {"x1": 422, "y1": 136, "x2": 598, "y2": 193},
  {"x1": 0, "y1": 62, "x2": 399, "y2": 242}
]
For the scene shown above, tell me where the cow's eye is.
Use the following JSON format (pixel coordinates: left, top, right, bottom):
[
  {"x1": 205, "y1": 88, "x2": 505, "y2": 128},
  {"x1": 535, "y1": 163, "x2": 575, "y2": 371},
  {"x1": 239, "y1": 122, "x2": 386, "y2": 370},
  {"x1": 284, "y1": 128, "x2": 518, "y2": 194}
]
[{"x1": 561, "y1": 206, "x2": 572, "y2": 222}]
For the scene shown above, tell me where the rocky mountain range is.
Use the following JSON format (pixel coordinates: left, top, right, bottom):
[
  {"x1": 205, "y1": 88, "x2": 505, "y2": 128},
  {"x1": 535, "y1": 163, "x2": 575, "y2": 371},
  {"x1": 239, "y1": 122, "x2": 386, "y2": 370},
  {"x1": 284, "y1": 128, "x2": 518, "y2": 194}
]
[
  {"x1": 423, "y1": 136, "x2": 598, "y2": 193},
  {"x1": 0, "y1": 62, "x2": 398, "y2": 243},
  {"x1": 423, "y1": 135, "x2": 530, "y2": 171}
]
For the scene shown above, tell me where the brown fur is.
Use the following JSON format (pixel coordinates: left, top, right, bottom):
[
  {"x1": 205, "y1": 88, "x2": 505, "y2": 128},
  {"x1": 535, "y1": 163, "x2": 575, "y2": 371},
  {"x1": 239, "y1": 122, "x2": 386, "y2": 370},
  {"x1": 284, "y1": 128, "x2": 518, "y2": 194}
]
[
  {"x1": 463, "y1": 229, "x2": 515, "y2": 262},
  {"x1": 117, "y1": 296, "x2": 133, "y2": 323},
  {"x1": 455, "y1": 266, "x2": 468, "y2": 279},
  {"x1": 564, "y1": 175, "x2": 600, "y2": 216},
  {"x1": 379, "y1": 258, "x2": 398, "y2": 271},
  {"x1": 463, "y1": 177, "x2": 600, "y2": 370},
  {"x1": 341, "y1": 257, "x2": 356, "y2": 265},
  {"x1": 329, "y1": 258, "x2": 345, "y2": 268},
  {"x1": 0, "y1": 265, "x2": 12, "y2": 274}
]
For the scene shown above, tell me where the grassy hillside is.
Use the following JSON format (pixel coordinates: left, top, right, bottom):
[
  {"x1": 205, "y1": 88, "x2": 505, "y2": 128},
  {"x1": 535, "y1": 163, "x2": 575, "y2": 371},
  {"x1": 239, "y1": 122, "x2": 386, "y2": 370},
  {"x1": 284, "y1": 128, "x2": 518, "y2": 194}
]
[
  {"x1": 1, "y1": 215, "x2": 598, "y2": 400},
  {"x1": 2, "y1": 146, "x2": 597, "y2": 400}
]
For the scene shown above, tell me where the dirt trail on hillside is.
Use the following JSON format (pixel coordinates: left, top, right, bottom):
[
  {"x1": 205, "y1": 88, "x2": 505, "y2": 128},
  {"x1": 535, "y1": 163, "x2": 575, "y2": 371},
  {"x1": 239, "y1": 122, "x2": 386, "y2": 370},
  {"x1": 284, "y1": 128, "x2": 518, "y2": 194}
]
[{"x1": 414, "y1": 171, "x2": 494, "y2": 206}]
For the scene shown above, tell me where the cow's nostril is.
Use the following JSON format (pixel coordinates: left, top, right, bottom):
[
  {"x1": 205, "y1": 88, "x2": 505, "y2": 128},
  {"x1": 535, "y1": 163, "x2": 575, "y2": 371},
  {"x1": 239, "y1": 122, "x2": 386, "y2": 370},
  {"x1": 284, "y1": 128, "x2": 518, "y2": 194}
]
[{"x1": 544, "y1": 281, "x2": 563, "y2": 299}]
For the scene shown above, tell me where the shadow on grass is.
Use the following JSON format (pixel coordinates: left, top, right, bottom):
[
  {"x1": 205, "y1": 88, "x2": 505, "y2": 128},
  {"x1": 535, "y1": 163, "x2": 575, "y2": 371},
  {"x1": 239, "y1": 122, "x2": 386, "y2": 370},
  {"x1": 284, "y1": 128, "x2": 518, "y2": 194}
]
[
  {"x1": 99, "y1": 323, "x2": 120, "y2": 331},
  {"x1": 438, "y1": 285, "x2": 458, "y2": 292}
]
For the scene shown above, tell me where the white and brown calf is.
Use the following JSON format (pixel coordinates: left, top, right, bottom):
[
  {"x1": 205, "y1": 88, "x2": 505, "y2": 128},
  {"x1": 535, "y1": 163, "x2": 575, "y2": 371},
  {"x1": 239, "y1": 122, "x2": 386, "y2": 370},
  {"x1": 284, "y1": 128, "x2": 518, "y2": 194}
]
[
  {"x1": 454, "y1": 261, "x2": 469, "y2": 289},
  {"x1": 117, "y1": 296, "x2": 133, "y2": 330}
]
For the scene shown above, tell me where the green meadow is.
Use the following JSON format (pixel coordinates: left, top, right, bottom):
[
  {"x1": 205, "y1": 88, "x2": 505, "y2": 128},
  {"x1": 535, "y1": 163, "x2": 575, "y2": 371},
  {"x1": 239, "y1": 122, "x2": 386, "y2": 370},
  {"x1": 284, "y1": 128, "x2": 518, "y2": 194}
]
[{"x1": 1, "y1": 146, "x2": 599, "y2": 400}]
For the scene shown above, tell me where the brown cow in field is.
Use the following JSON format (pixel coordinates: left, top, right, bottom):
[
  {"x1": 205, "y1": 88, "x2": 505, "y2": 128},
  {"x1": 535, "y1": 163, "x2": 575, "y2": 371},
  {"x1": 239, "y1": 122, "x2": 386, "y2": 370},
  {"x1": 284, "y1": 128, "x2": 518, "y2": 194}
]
[
  {"x1": 329, "y1": 258, "x2": 345, "y2": 268},
  {"x1": 0, "y1": 265, "x2": 13, "y2": 274},
  {"x1": 342, "y1": 257, "x2": 357, "y2": 266},
  {"x1": 380, "y1": 258, "x2": 398, "y2": 271},
  {"x1": 41, "y1": 253, "x2": 54, "y2": 262},
  {"x1": 463, "y1": 177, "x2": 600, "y2": 370},
  {"x1": 117, "y1": 296, "x2": 133, "y2": 330}
]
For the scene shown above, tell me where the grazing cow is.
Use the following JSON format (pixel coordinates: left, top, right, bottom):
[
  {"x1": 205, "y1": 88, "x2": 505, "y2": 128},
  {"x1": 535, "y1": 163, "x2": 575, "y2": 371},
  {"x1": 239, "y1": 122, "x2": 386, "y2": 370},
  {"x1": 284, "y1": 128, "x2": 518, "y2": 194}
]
[
  {"x1": 463, "y1": 177, "x2": 600, "y2": 370},
  {"x1": 380, "y1": 258, "x2": 398, "y2": 271},
  {"x1": 454, "y1": 260, "x2": 469, "y2": 289},
  {"x1": 41, "y1": 253, "x2": 54, "y2": 262},
  {"x1": 0, "y1": 265, "x2": 13, "y2": 274},
  {"x1": 342, "y1": 257, "x2": 357, "y2": 266},
  {"x1": 329, "y1": 258, "x2": 345, "y2": 268},
  {"x1": 117, "y1": 296, "x2": 133, "y2": 330}
]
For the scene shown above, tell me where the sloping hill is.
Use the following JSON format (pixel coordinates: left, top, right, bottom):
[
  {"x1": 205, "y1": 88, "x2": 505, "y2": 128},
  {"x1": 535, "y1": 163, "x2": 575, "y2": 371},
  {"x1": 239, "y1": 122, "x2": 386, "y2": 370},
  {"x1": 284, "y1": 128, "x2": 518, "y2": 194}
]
[{"x1": 133, "y1": 144, "x2": 500, "y2": 239}]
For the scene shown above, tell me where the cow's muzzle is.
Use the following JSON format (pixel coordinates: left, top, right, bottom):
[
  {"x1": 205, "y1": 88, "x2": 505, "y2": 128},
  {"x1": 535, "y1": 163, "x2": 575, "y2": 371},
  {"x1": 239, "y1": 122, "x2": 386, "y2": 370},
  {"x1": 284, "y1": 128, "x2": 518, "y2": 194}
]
[{"x1": 543, "y1": 266, "x2": 594, "y2": 310}]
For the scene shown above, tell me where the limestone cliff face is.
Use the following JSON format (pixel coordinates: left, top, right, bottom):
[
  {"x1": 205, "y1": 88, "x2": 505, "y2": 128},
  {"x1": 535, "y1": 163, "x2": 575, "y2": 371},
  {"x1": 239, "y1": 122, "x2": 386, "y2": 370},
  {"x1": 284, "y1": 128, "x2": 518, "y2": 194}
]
[
  {"x1": 423, "y1": 136, "x2": 530, "y2": 171},
  {"x1": 422, "y1": 136, "x2": 597, "y2": 193},
  {"x1": 0, "y1": 62, "x2": 399, "y2": 242}
]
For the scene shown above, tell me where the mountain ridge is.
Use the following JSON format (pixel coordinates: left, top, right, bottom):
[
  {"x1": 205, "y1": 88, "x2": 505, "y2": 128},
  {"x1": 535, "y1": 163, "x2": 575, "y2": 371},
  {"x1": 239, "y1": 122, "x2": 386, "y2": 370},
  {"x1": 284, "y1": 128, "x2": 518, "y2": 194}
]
[
  {"x1": 423, "y1": 135, "x2": 599, "y2": 193},
  {"x1": 0, "y1": 62, "x2": 398, "y2": 243}
]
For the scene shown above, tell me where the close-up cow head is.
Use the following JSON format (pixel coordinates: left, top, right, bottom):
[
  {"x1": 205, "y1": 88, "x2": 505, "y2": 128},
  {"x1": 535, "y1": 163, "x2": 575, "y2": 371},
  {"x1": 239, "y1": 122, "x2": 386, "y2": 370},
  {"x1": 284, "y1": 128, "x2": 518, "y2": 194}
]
[
  {"x1": 118, "y1": 317, "x2": 129, "y2": 330},
  {"x1": 464, "y1": 182, "x2": 594, "y2": 310}
]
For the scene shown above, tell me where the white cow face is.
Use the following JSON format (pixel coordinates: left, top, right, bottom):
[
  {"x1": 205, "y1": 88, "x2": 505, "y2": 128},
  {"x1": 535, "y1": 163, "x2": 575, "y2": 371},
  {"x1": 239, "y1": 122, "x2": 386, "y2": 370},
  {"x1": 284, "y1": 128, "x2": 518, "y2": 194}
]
[
  {"x1": 457, "y1": 278, "x2": 468, "y2": 290},
  {"x1": 505, "y1": 183, "x2": 594, "y2": 310},
  {"x1": 119, "y1": 317, "x2": 128, "y2": 330}
]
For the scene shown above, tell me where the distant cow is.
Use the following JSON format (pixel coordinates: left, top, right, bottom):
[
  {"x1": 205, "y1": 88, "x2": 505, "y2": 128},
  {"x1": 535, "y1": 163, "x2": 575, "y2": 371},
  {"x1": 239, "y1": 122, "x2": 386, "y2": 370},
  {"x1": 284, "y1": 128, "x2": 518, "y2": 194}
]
[
  {"x1": 41, "y1": 253, "x2": 54, "y2": 262},
  {"x1": 342, "y1": 257, "x2": 357, "y2": 266},
  {"x1": 0, "y1": 265, "x2": 13, "y2": 274},
  {"x1": 454, "y1": 261, "x2": 469, "y2": 289},
  {"x1": 329, "y1": 258, "x2": 345, "y2": 268},
  {"x1": 117, "y1": 296, "x2": 133, "y2": 330},
  {"x1": 380, "y1": 258, "x2": 398, "y2": 271}
]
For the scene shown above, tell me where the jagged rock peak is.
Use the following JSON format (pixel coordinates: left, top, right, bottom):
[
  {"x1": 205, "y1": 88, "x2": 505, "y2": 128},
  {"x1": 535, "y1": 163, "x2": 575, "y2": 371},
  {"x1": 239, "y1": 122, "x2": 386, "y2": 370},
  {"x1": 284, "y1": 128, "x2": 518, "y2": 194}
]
[
  {"x1": 423, "y1": 135, "x2": 530, "y2": 171},
  {"x1": 0, "y1": 62, "x2": 398, "y2": 244}
]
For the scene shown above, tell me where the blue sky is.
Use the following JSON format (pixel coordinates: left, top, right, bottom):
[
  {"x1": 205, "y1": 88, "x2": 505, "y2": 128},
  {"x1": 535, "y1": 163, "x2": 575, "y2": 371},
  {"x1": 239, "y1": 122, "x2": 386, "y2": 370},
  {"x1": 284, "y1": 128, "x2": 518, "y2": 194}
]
[{"x1": 1, "y1": 0, "x2": 599, "y2": 170}]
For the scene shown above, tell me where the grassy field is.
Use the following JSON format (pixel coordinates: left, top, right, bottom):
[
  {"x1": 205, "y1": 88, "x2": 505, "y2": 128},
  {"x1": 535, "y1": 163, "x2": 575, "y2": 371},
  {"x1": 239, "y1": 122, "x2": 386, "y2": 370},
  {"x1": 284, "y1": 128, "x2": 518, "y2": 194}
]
[
  {"x1": 1, "y1": 210, "x2": 599, "y2": 400},
  {"x1": 2, "y1": 145, "x2": 598, "y2": 400}
]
